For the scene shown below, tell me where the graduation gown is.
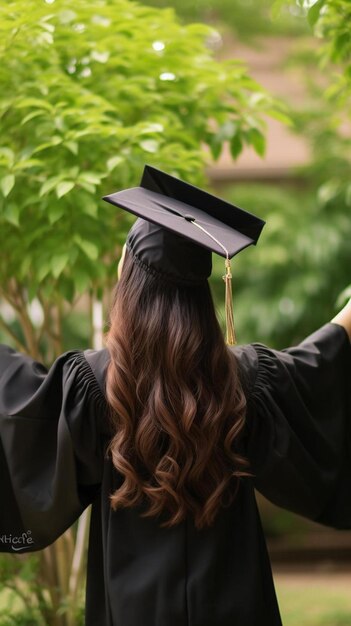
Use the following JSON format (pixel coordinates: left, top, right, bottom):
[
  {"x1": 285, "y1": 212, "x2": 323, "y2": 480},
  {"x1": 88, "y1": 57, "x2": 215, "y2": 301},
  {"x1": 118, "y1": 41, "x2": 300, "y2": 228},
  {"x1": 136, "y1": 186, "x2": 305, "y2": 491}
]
[{"x1": 0, "y1": 322, "x2": 350, "y2": 626}]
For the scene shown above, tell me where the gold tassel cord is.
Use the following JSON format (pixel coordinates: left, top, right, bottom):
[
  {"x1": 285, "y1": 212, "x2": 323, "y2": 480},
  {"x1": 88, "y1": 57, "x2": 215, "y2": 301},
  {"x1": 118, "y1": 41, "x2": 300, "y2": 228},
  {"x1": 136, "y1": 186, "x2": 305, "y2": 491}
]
[
  {"x1": 187, "y1": 219, "x2": 237, "y2": 346},
  {"x1": 223, "y1": 257, "x2": 236, "y2": 346}
]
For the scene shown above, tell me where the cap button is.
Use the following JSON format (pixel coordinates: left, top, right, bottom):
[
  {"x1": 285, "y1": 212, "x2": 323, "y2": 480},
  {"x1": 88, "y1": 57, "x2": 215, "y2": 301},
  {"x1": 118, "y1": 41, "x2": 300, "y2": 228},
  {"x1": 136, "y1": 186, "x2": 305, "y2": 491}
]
[{"x1": 184, "y1": 214, "x2": 195, "y2": 222}]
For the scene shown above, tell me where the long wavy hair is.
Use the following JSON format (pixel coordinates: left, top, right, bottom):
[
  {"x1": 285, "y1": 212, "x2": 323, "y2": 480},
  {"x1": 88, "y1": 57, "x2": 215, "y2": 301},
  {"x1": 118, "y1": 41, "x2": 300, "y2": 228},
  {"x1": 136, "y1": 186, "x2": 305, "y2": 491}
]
[{"x1": 105, "y1": 249, "x2": 250, "y2": 529}]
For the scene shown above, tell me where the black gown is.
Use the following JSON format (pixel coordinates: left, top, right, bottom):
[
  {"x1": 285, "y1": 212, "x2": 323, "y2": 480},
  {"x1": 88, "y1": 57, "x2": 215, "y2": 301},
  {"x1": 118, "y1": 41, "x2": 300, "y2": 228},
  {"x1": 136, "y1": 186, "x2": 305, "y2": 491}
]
[{"x1": 0, "y1": 322, "x2": 350, "y2": 626}]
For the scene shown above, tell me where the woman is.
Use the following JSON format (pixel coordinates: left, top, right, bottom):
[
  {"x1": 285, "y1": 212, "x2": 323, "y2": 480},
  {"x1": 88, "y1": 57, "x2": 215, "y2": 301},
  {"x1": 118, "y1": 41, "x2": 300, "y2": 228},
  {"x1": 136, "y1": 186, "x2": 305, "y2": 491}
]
[{"x1": 0, "y1": 168, "x2": 351, "y2": 626}]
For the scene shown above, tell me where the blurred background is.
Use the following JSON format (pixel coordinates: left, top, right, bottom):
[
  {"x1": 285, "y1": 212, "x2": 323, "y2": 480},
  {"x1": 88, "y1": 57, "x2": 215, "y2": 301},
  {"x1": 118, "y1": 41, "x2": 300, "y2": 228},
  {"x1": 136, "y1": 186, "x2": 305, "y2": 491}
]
[{"x1": 1, "y1": 0, "x2": 350, "y2": 624}]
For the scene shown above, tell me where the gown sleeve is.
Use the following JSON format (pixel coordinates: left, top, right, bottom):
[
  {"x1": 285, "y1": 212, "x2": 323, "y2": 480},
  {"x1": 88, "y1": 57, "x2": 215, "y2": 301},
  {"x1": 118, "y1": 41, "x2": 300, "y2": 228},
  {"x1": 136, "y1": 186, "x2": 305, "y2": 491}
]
[
  {"x1": 0, "y1": 345, "x2": 108, "y2": 553},
  {"x1": 242, "y1": 322, "x2": 351, "y2": 529}
]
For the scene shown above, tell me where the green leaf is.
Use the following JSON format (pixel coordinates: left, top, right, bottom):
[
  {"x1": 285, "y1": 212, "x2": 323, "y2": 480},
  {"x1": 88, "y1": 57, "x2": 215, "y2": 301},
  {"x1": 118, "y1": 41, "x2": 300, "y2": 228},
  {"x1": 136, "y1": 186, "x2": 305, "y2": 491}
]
[
  {"x1": 56, "y1": 181, "x2": 75, "y2": 198},
  {"x1": 209, "y1": 138, "x2": 222, "y2": 160},
  {"x1": 247, "y1": 128, "x2": 266, "y2": 157},
  {"x1": 64, "y1": 141, "x2": 79, "y2": 155},
  {"x1": 265, "y1": 108, "x2": 293, "y2": 127},
  {"x1": 0, "y1": 174, "x2": 15, "y2": 197},
  {"x1": 40, "y1": 32, "x2": 54, "y2": 45},
  {"x1": 249, "y1": 93, "x2": 268, "y2": 107},
  {"x1": 0, "y1": 148, "x2": 15, "y2": 166},
  {"x1": 81, "y1": 195, "x2": 98, "y2": 217},
  {"x1": 75, "y1": 237, "x2": 99, "y2": 260},
  {"x1": 37, "y1": 260, "x2": 52, "y2": 281},
  {"x1": 73, "y1": 270, "x2": 91, "y2": 293},
  {"x1": 54, "y1": 116, "x2": 65, "y2": 132},
  {"x1": 59, "y1": 9, "x2": 77, "y2": 24},
  {"x1": 3, "y1": 203, "x2": 20, "y2": 226},
  {"x1": 318, "y1": 180, "x2": 340, "y2": 205},
  {"x1": 139, "y1": 140, "x2": 160, "y2": 153},
  {"x1": 68, "y1": 166, "x2": 79, "y2": 178},
  {"x1": 138, "y1": 123, "x2": 164, "y2": 134},
  {"x1": 217, "y1": 121, "x2": 237, "y2": 142},
  {"x1": 307, "y1": 0, "x2": 326, "y2": 27},
  {"x1": 79, "y1": 172, "x2": 103, "y2": 185},
  {"x1": 20, "y1": 110, "x2": 46, "y2": 125},
  {"x1": 48, "y1": 204, "x2": 65, "y2": 224},
  {"x1": 51, "y1": 254, "x2": 69, "y2": 278},
  {"x1": 107, "y1": 156, "x2": 124, "y2": 172},
  {"x1": 79, "y1": 182, "x2": 96, "y2": 194},
  {"x1": 14, "y1": 158, "x2": 43, "y2": 171},
  {"x1": 15, "y1": 98, "x2": 53, "y2": 112},
  {"x1": 19, "y1": 256, "x2": 32, "y2": 279},
  {"x1": 40, "y1": 176, "x2": 61, "y2": 197},
  {"x1": 230, "y1": 134, "x2": 243, "y2": 159},
  {"x1": 32, "y1": 136, "x2": 62, "y2": 154},
  {"x1": 40, "y1": 20, "x2": 55, "y2": 33},
  {"x1": 60, "y1": 277, "x2": 75, "y2": 303}
]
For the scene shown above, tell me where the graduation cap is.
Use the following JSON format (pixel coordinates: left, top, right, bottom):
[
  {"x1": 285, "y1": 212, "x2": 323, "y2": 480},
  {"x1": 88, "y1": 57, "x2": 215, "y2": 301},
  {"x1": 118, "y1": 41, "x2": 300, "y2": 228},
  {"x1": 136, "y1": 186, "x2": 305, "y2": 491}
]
[{"x1": 103, "y1": 165, "x2": 265, "y2": 345}]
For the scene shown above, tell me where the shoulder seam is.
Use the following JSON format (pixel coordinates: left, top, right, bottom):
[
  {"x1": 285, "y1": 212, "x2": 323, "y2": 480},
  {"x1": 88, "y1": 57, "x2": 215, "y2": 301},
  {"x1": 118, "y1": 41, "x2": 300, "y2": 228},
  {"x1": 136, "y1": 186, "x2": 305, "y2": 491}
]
[
  {"x1": 231, "y1": 344, "x2": 258, "y2": 400},
  {"x1": 73, "y1": 351, "x2": 108, "y2": 409},
  {"x1": 247, "y1": 343, "x2": 268, "y2": 399}
]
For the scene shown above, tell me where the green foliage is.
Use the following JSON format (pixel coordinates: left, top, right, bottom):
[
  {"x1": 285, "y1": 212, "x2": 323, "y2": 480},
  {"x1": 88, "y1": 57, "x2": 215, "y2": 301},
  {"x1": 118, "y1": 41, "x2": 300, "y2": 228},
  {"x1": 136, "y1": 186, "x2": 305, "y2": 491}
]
[
  {"x1": 269, "y1": 0, "x2": 351, "y2": 321},
  {"x1": 0, "y1": 554, "x2": 46, "y2": 625},
  {"x1": 141, "y1": 0, "x2": 308, "y2": 38},
  {"x1": 0, "y1": 0, "x2": 279, "y2": 311},
  {"x1": 309, "y1": 0, "x2": 351, "y2": 65},
  {"x1": 210, "y1": 181, "x2": 351, "y2": 348},
  {"x1": 278, "y1": 0, "x2": 351, "y2": 107},
  {"x1": 0, "y1": 545, "x2": 86, "y2": 626},
  {"x1": 307, "y1": 0, "x2": 326, "y2": 27}
]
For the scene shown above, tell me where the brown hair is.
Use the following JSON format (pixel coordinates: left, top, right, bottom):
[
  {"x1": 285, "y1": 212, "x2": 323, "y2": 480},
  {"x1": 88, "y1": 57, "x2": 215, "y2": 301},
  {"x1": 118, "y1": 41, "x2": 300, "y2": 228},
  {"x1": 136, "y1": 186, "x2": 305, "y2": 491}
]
[{"x1": 105, "y1": 249, "x2": 249, "y2": 529}]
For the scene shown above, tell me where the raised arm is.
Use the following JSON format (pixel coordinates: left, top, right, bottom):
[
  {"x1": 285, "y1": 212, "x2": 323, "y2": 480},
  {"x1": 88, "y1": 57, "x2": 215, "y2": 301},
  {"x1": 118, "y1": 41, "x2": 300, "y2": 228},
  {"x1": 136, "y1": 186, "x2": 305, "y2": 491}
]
[
  {"x1": 241, "y1": 320, "x2": 351, "y2": 529},
  {"x1": 0, "y1": 346, "x2": 106, "y2": 552},
  {"x1": 332, "y1": 298, "x2": 351, "y2": 341}
]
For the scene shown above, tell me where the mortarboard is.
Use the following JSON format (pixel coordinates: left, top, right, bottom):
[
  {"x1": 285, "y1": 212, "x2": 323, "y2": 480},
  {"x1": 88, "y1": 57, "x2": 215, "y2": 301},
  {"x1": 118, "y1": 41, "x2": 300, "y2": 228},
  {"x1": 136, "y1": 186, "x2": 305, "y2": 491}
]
[{"x1": 103, "y1": 165, "x2": 265, "y2": 345}]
